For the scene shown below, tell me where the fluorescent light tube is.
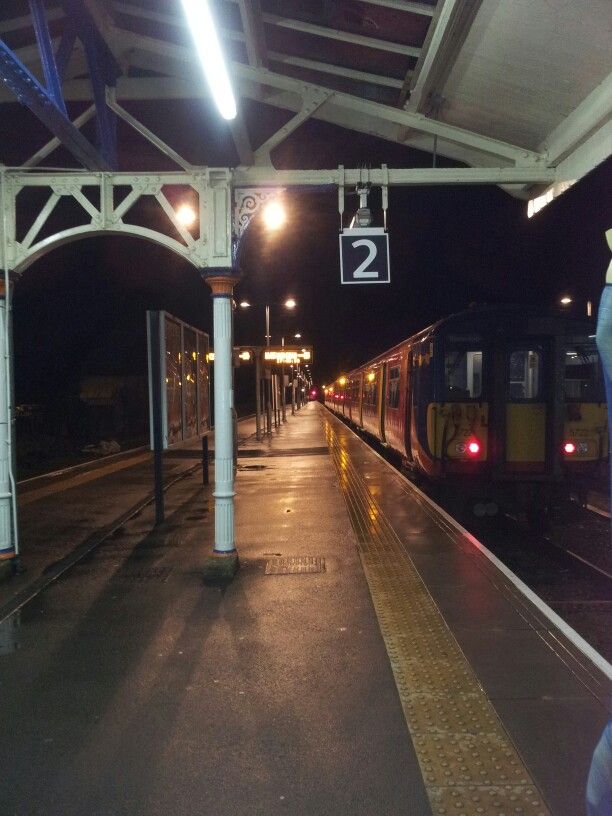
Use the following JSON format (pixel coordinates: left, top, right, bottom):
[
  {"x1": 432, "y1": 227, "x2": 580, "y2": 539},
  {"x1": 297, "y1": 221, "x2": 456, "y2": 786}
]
[{"x1": 180, "y1": 0, "x2": 237, "y2": 120}]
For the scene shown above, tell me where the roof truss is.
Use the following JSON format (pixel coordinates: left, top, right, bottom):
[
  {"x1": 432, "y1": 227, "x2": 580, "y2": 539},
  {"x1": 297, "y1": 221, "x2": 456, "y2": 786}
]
[{"x1": 0, "y1": 0, "x2": 608, "y2": 203}]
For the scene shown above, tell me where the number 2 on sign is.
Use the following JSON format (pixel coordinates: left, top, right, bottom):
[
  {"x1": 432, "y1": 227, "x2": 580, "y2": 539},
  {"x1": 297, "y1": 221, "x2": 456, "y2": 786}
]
[{"x1": 352, "y1": 239, "x2": 378, "y2": 278}]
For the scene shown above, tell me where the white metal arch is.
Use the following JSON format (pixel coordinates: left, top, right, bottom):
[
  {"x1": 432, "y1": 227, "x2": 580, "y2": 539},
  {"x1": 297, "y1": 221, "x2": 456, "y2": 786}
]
[
  {"x1": 0, "y1": 168, "x2": 234, "y2": 276},
  {"x1": 13, "y1": 224, "x2": 197, "y2": 275}
]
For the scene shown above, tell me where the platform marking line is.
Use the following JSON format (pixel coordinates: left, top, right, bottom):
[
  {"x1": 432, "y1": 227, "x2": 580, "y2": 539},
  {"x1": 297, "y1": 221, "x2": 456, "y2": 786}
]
[
  {"x1": 18, "y1": 453, "x2": 151, "y2": 506},
  {"x1": 325, "y1": 420, "x2": 551, "y2": 816}
]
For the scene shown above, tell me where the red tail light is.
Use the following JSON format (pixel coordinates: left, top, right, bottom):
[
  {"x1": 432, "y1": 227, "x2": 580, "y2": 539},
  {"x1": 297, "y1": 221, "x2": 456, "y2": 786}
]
[
  {"x1": 467, "y1": 440, "x2": 480, "y2": 456},
  {"x1": 564, "y1": 441, "x2": 576, "y2": 454}
]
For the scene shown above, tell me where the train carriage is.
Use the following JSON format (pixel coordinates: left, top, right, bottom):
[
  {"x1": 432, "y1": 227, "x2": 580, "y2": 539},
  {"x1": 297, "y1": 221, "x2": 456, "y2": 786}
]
[{"x1": 325, "y1": 306, "x2": 608, "y2": 517}]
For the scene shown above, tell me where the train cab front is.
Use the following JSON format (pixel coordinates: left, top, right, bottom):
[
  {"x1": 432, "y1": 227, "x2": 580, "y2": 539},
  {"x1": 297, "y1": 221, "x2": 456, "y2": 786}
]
[
  {"x1": 560, "y1": 334, "x2": 608, "y2": 496},
  {"x1": 419, "y1": 316, "x2": 609, "y2": 519}
]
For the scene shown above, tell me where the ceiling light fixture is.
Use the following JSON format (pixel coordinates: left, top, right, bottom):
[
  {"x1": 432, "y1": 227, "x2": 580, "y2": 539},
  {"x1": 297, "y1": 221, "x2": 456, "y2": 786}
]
[{"x1": 180, "y1": 0, "x2": 237, "y2": 120}]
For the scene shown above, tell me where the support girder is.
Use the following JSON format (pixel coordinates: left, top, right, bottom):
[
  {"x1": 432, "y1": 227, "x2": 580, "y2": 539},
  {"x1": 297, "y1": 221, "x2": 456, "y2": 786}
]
[
  {"x1": 28, "y1": 0, "x2": 67, "y2": 113},
  {"x1": 0, "y1": 39, "x2": 110, "y2": 170}
]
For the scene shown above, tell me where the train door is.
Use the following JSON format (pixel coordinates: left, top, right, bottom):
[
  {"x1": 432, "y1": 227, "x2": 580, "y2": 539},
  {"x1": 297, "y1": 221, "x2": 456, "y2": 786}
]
[
  {"x1": 404, "y1": 349, "x2": 414, "y2": 462},
  {"x1": 504, "y1": 345, "x2": 548, "y2": 473},
  {"x1": 358, "y1": 373, "x2": 364, "y2": 428},
  {"x1": 379, "y1": 363, "x2": 387, "y2": 442}
]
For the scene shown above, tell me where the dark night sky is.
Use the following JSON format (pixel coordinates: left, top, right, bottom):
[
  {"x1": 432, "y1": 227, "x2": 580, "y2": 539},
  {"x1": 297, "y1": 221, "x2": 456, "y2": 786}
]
[{"x1": 9, "y1": 97, "x2": 612, "y2": 402}]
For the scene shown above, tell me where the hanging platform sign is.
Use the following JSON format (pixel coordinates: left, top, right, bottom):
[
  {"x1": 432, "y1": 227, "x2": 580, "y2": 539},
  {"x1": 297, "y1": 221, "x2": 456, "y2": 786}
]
[
  {"x1": 339, "y1": 227, "x2": 390, "y2": 285},
  {"x1": 340, "y1": 227, "x2": 391, "y2": 283}
]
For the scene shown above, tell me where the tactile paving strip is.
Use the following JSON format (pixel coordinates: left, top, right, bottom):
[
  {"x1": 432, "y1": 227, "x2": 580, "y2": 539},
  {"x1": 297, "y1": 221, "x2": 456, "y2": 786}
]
[
  {"x1": 265, "y1": 556, "x2": 325, "y2": 575},
  {"x1": 324, "y1": 419, "x2": 550, "y2": 816}
]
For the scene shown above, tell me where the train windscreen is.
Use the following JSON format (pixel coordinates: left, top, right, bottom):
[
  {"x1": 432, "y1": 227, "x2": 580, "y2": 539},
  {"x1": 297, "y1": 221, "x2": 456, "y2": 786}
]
[
  {"x1": 444, "y1": 348, "x2": 483, "y2": 399},
  {"x1": 564, "y1": 339, "x2": 605, "y2": 402}
]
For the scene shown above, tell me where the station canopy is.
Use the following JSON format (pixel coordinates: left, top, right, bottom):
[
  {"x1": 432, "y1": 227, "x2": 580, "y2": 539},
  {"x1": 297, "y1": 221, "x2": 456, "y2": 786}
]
[{"x1": 0, "y1": 0, "x2": 610, "y2": 201}]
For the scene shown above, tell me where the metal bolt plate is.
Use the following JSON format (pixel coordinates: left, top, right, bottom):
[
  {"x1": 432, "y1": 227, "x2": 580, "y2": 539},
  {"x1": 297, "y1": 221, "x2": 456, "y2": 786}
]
[{"x1": 265, "y1": 556, "x2": 325, "y2": 575}]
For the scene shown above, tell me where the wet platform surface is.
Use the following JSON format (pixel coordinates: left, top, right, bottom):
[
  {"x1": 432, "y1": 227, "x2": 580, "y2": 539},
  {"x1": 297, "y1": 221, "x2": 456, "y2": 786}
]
[{"x1": 0, "y1": 404, "x2": 610, "y2": 815}]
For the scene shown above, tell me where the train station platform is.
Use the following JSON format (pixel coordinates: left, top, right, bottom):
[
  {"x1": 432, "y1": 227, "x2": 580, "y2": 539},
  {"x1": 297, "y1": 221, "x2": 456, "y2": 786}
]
[{"x1": 0, "y1": 403, "x2": 610, "y2": 816}]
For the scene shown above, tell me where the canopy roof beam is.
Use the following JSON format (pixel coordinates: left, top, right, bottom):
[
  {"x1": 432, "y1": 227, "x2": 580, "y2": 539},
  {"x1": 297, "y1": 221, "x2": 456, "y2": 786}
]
[
  {"x1": 238, "y1": 0, "x2": 268, "y2": 68},
  {"x1": 225, "y1": 0, "x2": 436, "y2": 17},
  {"x1": 113, "y1": 28, "x2": 543, "y2": 166},
  {"x1": 258, "y1": 13, "x2": 421, "y2": 58},
  {"x1": 113, "y1": 1, "x2": 404, "y2": 91},
  {"x1": 401, "y1": 0, "x2": 482, "y2": 112}
]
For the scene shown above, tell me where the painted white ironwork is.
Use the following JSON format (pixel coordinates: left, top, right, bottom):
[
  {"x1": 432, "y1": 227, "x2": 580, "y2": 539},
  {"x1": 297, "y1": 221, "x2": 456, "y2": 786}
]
[
  {"x1": 0, "y1": 283, "x2": 14, "y2": 562},
  {"x1": 234, "y1": 186, "x2": 284, "y2": 239},
  {"x1": 210, "y1": 286, "x2": 236, "y2": 553},
  {"x1": 0, "y1": 168, "x2": 233, "y2": 274}
]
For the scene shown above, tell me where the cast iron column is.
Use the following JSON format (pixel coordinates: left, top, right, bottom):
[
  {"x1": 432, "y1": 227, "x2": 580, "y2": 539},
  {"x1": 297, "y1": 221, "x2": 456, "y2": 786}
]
[
  {"x1": 0, "y1": 277, "x2": 14, "y2": 572},
  {"x1": 201, "y1": 268, "x2": 241, "y2": 577}
]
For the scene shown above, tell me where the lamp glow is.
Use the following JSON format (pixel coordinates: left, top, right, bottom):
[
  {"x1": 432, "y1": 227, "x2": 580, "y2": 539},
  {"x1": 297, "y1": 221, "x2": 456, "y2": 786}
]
[
  {"x1": 262, "y1": 200, "x2": 286, "y2": 230},
  {"x1": 180, "y1": 0, "x2": 237, "y2": 120},
  {"x1": 176, "y1": 204, "x2": 197, "y2": 227},
  {"x1": 560, "y1": 296, "x2": 572, "y2": 305},
  {"x1": 285, "y1": 298, "x2": 297, "y2": 309},
  {"x1": 239, "y1": 301, "x2": 251, "y2": 308}
]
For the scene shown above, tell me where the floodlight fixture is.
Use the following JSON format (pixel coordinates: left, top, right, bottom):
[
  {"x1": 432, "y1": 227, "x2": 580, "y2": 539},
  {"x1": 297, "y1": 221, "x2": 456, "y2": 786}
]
[{"x1": 180, "y1": 0, "x2": 237, "y2": 120}]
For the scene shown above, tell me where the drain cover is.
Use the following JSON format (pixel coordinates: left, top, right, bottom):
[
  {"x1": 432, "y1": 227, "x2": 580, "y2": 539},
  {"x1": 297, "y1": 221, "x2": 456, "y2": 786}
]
[{"x1": 265, "y1": 556, "x2": 325, "y2": 575}]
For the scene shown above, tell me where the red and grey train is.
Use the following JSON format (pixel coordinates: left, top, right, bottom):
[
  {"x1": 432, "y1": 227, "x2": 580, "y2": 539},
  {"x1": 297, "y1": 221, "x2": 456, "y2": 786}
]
[{"x1": 325, "y1": 306, "x2": 608, "y2": 518}]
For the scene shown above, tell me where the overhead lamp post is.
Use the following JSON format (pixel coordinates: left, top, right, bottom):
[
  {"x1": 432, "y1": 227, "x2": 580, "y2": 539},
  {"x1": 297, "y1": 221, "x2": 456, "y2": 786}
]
[{"x1": 240, "y1": 298, "x2": 297, "y2": 434}]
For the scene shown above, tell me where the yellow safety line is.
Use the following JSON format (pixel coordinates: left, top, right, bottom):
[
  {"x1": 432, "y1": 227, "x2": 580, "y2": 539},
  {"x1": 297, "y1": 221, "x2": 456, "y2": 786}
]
[{"x1": 325, "y1": 419, "x2": 551, "y2": 816}]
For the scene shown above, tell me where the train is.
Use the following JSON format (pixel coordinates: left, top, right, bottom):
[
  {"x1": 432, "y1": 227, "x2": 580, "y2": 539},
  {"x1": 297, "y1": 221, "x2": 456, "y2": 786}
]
[{"x1": 324, "y1": 305, "x2": 608, "y2": 521}]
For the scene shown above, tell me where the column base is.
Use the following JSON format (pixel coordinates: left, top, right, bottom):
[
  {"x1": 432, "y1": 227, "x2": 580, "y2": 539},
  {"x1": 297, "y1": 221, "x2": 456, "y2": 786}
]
[
  {"x1": 0, "y1": 557, "x2": 13, "y2": 584},
  {"x1": 203, "y1": 551, "x2": 240, "y2": 582}
]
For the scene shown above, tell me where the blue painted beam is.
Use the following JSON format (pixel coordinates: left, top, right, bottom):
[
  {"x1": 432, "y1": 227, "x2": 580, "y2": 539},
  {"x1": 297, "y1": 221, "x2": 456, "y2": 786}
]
[
  {"x1": 55, "y1": 21, "x2": 77, "y2": 82},
  {"x1": 0, "y1": 38, "x2": 110, "y2": 170},
  {"x1": 60, "y1": 0, "x2": 120, "y2": 168},
  {"x1": 28, "y1": 0, "x2": 67, "y2": 113}
]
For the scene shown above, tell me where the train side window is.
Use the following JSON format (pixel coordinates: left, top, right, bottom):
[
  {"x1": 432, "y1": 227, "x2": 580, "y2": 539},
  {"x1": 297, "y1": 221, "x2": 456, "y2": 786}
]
[
  {"x1": 508, "y1": 349, "x2": 541, "y2": 400},
  {"x1": 364, "y1": 373, "x2": 377, "y2": 406},
  {"x1": 564, "y1": 342, "x2": 604, "y2": 401},
  {"x1": 387, "y1": 366, "x2": 401, "y2": 408},
  {"x1": 444, "y1": 349, "x2": 482, "y2": 399}
]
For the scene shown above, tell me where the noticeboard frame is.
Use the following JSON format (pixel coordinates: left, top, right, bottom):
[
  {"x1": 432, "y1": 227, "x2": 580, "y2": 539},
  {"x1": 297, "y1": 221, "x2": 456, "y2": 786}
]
[{"x1": 146, "y1": 310, "x2": 211, "y2": 451}]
